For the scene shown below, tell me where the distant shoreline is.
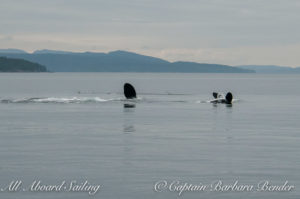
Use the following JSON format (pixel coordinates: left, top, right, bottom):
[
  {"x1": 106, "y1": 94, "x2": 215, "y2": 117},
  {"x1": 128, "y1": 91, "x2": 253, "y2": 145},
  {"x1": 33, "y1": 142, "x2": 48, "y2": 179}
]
[
  {"x1": 0, "y1": 57, "x2": 47, "y2": 72},
  {"x1": 1, "y1": 49, "x2": 300, "y2": 73},
  {"x1": 0, "y1": 49, "x2": 254, "y2": 73}
]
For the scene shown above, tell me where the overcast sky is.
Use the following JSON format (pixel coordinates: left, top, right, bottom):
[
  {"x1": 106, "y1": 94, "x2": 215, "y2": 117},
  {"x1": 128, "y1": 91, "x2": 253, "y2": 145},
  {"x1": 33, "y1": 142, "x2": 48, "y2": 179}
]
[{"x1": 1, "y1": 0, "x2": 300, "y2": 66}]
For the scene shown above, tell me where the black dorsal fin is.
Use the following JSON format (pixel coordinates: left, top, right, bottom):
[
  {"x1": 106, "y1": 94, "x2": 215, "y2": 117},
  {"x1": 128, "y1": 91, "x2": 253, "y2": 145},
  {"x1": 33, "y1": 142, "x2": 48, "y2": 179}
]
[{"x1": 124, "y1": 83, "x2": 137, "y2": 99}]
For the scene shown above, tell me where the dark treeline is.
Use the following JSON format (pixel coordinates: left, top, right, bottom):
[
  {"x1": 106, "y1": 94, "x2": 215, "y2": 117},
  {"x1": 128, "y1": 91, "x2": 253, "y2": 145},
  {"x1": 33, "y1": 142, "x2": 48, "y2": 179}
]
[{"x1": 0, "y1": 57, "x2": 47, "y2": 72}]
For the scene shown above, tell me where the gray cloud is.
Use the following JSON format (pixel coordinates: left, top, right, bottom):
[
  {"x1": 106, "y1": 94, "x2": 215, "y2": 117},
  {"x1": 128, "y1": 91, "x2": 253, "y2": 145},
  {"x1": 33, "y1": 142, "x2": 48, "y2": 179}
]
[
  {"x1": 1, "y1": 0, "x2": 300, "y2": 66},
  {"x1": 0, "y1": 35, "x2": 13, "y2": 41}
]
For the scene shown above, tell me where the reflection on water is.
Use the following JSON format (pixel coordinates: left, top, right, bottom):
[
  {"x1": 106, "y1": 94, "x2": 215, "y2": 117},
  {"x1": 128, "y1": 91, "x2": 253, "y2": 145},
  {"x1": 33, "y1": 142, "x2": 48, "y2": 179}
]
[
  {"x1": 123, "y1": 125, "x2": 135, "y2": 133},
  {"x1": 211, "y1": 103, "x2": 233, "y2": 108},
  {"x1": 123, "y1": 103, "x2": 136, "y2": 133},
  {"x1": 211, "y1": 102, "x2": 234, "y2": 174},
  {"x1": 226, "y1": 104, "x2": 233, "y2": 108},
  {"x1": 122, "y1": 104, "x2": 135, "y2": 170},
  {"x1": 123, "y1": 104, "x2": 136, "y2": 108}
]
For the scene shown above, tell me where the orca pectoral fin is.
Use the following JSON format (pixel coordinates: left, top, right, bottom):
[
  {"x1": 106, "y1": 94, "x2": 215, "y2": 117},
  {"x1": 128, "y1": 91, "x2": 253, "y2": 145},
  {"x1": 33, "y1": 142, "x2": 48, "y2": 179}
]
[
  {"x1": 225, "y1": 92, "x2": 233, "y2": 104},
  {"x1": 124, "y1": 83, "x2": 137, "y2": 99},
  {"x1": 213, "y1": 92, "x2": 218, "y2": 99}
]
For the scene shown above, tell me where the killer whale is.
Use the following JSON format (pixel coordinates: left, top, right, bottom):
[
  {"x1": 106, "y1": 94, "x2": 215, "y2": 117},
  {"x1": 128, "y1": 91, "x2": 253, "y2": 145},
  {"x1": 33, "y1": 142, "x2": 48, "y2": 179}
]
[
  {"x1": 210, "y1": 92, "x2": 233, "y2": 104},
  {"x1": 213, "y1": 92, "x2": 224, "y2": 99},
  {"x1": 124, "y1": 83, "x2": 137, "y2": 99},
  {"x1": 123, "y1": 83, "x2": 233, "y2": 104},
  {"x1": 212, "y1": 92, "x2": 218, "y2": 99}
]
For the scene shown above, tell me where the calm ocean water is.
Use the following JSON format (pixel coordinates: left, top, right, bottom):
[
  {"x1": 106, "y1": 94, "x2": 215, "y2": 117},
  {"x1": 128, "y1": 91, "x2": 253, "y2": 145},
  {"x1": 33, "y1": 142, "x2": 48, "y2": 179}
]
[{"x1": 0, "y1": 73, "x2": 299, "y2": 199}]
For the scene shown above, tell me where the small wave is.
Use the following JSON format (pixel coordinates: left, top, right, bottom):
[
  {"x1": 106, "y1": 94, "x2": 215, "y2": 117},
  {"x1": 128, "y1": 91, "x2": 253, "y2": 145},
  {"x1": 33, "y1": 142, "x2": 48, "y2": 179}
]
[
  {"x1": 196, "y1": 100, "x2": 209, "y2": 103},
  {"x1": 197, "y1": 99, "x2": 241, "y2": 104},
  {"x1": 0, "y1": 97, "x2": 112, "y2": 104},
  {"x1": 0, "y1": 96, "x2": 190, "y2": 105},
  {"x1": 0, "y1": 95, "x2": 211, "y2": 105}
]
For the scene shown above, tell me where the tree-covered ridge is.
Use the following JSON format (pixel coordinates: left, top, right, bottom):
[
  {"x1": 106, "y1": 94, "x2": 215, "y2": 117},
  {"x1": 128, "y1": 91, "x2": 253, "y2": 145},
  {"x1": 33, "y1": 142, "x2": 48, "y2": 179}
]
[
  {"x1": 0, "y1": 50, "x2": 254, "y2": 73},
  {"x1": 0, "y1": 57, "x2": 47, "y2": 72}
]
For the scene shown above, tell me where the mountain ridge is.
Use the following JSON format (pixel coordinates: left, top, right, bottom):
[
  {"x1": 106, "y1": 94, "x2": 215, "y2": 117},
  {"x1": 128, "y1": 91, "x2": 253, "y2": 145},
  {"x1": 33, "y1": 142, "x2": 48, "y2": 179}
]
[{"x1": 0, "y1": 49, "x2": 254, "y2": 73}]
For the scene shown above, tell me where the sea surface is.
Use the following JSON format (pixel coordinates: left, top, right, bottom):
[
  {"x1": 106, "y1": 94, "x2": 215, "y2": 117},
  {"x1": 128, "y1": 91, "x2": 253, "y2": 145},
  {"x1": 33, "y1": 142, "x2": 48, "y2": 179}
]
[{"x1": 0, "y1": 73, "x2": 299, "y2": 199}]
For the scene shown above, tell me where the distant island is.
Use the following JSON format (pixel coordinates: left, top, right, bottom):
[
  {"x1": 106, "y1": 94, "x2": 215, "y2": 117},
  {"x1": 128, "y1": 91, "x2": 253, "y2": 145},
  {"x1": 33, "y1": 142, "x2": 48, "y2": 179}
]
[
  {"x1": 0, "y1": 57, "x2": 47, "y2": 72},
  {"x1": 0, "y1": 49, "x2": 254, "y2": 73},
  {"x1": 237, "y1": 65, "x2": 300, "y2": 74}
]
